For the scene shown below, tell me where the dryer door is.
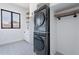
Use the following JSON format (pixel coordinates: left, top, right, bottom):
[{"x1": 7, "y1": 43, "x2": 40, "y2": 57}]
[{"x1": 34, "y1": 12, "x2": 45, "y2": 28}]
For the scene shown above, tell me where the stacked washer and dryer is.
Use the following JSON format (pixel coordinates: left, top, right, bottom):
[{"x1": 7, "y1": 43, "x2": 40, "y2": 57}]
[{"x1": 34, "y1": 4, "x2": 50, "y2": 55}]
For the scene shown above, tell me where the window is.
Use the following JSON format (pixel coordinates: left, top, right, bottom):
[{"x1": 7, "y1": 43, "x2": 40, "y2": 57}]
[{"x1": 1, "y1": 9, "x2": 20, "y2": 29}]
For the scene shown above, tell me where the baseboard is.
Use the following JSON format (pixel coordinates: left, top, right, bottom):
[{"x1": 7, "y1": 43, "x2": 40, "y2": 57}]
[
  {"x1": 0, "y1": 39, "x2": 24, "y2": 46},
  {"x1": 54, "y1": 51, "x2": 64, "y2": 55},
  {"x1": 50, "y1": 50, "x2": 56, "y2": 55},
  {"x1": 33, "y1": 52, "x2": 36, "y2": 55}
]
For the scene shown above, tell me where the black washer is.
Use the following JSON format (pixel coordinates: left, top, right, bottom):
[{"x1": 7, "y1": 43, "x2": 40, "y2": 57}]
[{"x1": 34, "y1": 34, "x2": 45, "y2": 51}]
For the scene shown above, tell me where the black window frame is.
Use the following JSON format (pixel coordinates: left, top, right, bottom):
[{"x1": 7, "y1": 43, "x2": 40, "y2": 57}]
[{"x1": 1, "y1": 9, "x2": 21, "y2": 29}]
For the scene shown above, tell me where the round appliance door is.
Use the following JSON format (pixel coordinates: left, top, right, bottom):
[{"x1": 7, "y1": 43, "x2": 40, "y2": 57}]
[
  {"x1": 35, "y1": 12, "x2": 45, "y2": 28},
  {"x1": 34, "y1": 34, "x2": 45, "y2": 51}
]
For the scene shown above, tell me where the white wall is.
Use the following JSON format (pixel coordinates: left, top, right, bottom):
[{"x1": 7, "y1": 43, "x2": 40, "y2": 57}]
[
  {"x1": 50, "y1": 5, "x2": 57, "y2": 55},
  {"x1": 56, "y1": 13, "x2": 79, "y2": 55},
  {"x1": 0, "y1": 3, "x2": 27, "y2": 45},
  {"x1": 24, "y1": 3, "x2": 37, "y2": 54},
  {"x1": 26, "y1": 3, "x2": 37, "y2": 44}
]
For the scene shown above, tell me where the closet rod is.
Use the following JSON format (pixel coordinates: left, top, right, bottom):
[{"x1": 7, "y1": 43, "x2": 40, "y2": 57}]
[{"x1": 54, "y1": 9, "x2": 79, "y2": 18}]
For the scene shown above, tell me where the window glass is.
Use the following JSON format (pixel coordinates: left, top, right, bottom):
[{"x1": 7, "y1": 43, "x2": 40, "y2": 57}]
[
  {"x1": 2, "y1": 10, "x2": 11, "y2": 28},
  {"x1": 13, "y1": 13, "x2": 20, "y2": 28}
]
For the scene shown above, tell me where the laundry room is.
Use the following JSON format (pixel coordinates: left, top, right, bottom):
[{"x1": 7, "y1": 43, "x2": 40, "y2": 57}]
[
  {"x1": 0, "y1": 0, "x2": 79, "y2": 58},
  {"x1": 0, "y1": 3, "x2": 79, "y2": 55}
]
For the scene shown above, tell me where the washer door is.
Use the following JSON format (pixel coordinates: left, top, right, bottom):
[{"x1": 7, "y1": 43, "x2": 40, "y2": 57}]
[
  {"x1": 35, "y1": 12, "x2": 45, "y2": 28},
  {"x1": 34, "y1": 34, "x2": 45, "y2": 51}
]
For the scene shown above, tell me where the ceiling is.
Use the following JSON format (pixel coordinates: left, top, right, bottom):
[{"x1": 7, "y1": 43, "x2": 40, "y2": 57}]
[
  {"x1": 13, "y1": 3, "x2": 29, "y2": 10},
  {"x1": 50, "y1": 3, "x2": 59, "y2": 7},
  {"x1": 53, "y1": 3, "x2": 79, "y2": 12}
]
